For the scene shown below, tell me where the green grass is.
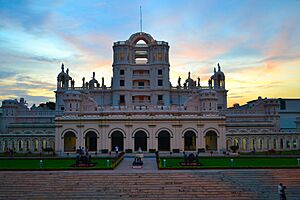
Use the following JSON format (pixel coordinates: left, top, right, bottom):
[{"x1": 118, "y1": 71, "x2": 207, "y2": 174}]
[
  {"x1": 0, "y1": 158, "x2": 115, "y2": 170},
  {"x1": 159, "y1": 157, "x2": 300, "y2": 169},
  {"x1": 240, "y1": 150, "x2": 300, "y2": 155}
]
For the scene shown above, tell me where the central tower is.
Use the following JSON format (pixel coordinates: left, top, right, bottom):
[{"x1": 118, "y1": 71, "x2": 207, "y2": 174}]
[{"x1": 112, "y1": 32, "x2": 170, "y2": 107}]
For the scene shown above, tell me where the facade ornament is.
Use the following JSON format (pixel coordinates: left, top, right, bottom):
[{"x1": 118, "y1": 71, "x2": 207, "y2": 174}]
[
  {"x1": 82, "y1": 77, "x2": 85, "y2": 87},
  {"x1": 102, "y1": 77, "x2": 104, "y2": 87},
  {"x1": 66, "y1": 68, "x2": 69, "y2": 75},
  {"x1": 218, "y1": 63, "x2": 221, "y2": 71},
  {"x1": 178, "y1": 76, "x2": 181, "y2": 87},
  {"x1": 208, "y1": 78, "x2": 212, "y2": 88},
  {"x1": 61, "y1": 63, "x2": 64, "y2": 72},
  {"x1": 214, "y1": 67, "x2": 216, "y2": 73},
  {"x1": 197, "y1": 77, "x2": 200, "y2": 87}
]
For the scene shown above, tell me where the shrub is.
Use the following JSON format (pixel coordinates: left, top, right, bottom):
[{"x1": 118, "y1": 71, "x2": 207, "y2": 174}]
[
  {"x1": 149, "y1": 149, "x2": 156, "y2": 153},
  {"x1": 172, "y1": 149, "x2": 180, "y2": 153},
  {"x1": 125, "y1": 149, "x2": 133, "y2": 153},
  {"x1": 101, "y1": 149, "x2": 109, "y2": 153},
  {"x1": 230, "y1": 145, "x2": 239, "y2": 153}
]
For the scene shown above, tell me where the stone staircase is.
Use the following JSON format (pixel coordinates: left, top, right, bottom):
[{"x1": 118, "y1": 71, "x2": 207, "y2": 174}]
[{"x1": 0, "y1": 169, "x2": 299, "y2": 200}]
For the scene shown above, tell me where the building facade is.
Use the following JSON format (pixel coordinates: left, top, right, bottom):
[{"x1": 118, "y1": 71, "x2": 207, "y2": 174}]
[{"x1": 1, "y1": 32, "x2": 300, "y2": 154}]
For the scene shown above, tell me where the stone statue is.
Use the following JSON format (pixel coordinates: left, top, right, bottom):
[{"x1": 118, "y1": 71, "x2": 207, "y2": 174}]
[
  {"x1": 92, "y1": 72, "x2": 95, "y2": 79},
  {"x1": 61, "y1": 63, "x2": 64, "y2": 72},
  {"x1": 218, "y1": 63, "x2": 221, "y2": 71},
  {"x1": 208, "y1": 78, "x2": 212, "y2": 88},
  {"x1": 197, "y1": 77, "x2": 200, "y2": 87},
  {"x1": 188, "y1": 72, "x2": 191, "y2": 79},
  {"x1": 183, "y1": 82, "x2": 187, "y2": 89},
  {"x1": 66, "y1": 68, "x2": 69, "y2": 75},
  {"x1": 102, "y1": 77, "x2": 104, "y2": 87},
  {"x1": 178, "y1": 76, "x2": 181, "y2": 87},
  {"x1": 71, "y1": 79, "x2": 75, "y2": 88},
  {"x1": 82, "y1": 77, "x2": 85, "y2": 87}
]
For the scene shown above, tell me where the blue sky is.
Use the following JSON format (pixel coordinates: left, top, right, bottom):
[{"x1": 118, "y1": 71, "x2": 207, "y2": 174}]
[{"x1": 0, "y1": 0, "x2": 299, "y2": 106}]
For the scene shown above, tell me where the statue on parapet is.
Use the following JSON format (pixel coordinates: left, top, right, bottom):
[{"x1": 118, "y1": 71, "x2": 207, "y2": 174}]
[
  {"x1": 71, "y1": 79, "x2": 75, "y2": 88},
  {"x1": 178, "y1": 76, "x2": 181, "y2": 87},
  {"x1": 208, "y1": 78, "x2": 212, "y2": 88},
  {"x1": 197, "y1": 77, "x2": 200, "y2": 87},
  {"x1": 82, "y1": 77, "x2": 85, "y2": 87}
]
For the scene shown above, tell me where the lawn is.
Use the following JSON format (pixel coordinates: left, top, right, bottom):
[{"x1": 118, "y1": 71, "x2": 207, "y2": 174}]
[
  {"x1": 159, "y1": 157, "x2": 300, "y2": 169},
  {"x1": 0, "y1": 158, "x2": 115, "y2": 170}
]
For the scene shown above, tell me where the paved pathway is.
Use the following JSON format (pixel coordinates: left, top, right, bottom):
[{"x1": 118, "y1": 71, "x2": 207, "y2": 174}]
[{"x1": 115, "y1": 156, "x2": 158, "y2": 172}]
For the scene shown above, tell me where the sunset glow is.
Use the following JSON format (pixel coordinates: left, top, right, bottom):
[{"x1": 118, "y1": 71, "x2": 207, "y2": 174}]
[{"x1": 0, "y1": 0, "x2": 299, "y2": 107}]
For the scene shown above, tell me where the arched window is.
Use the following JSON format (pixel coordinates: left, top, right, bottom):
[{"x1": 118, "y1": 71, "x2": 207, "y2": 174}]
[
  {"x1": 273, "y1": 139, "x2": 277, "y2": 149},
  {"x1": 34, "y1": 140, "x2": 39, "y2": 151},
  {"x1": 280, "y1": 139, "x2": 284, "y2": 149},
  {"x1": 42, "y1": 140, "x2": 47, "y2": 149},
  {"x1": 205, "y1": 131, "x2": 218, "y2": 151},
  {"x1": 158, "y1": 131, "x2": 171, "y2": 151},
  {"x1": 242, "y1": 138, "x2": 247, "y2": 151},
  {"x1": 85, "y1": 131, "x2": 98, "y2": 151},
  {"x1": 134, "y1": 131, "x2": 147, "y2": 151},
  {"x1": 250, "y1": 139, "x2": 255, "y2": 150},
  {"x1": 184, "y1": 131, "x2": 196, "y2": 151},
  {"x1": 64, "y1": 132, "x2": 76, "y2": 152}
]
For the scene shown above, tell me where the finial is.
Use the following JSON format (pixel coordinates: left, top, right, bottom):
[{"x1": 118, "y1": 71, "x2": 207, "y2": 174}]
[
  {"x1": 61, "y1": 63, "x2": 64, "y2": 72},
  {"x1": 218, "y1": 63, "x2": 221, "y2": 71},
  {"x1": 93, "y1": 72, "x2": 95, "y2": 79},
  {"x1": 66, "y1": 68, "x2": 69, "y2": 75},
  {"x1": 140, "y1": 6, "x2": 143, "y2": 33}
]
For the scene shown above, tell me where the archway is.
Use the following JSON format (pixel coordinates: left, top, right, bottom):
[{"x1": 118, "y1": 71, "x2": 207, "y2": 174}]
[
  {"x1": 134, "y1": 130, "x2": 147, "y2": 151},
  {"x1": 205, "y1": 131, "x2": 218, "y2": 151},
  {"x1": 64, "y1": 132, "x2": 76, "y2": 152},
  {"x1": 158, "y1": 131, "x2": 171, "y2": 151},
  {"x1": 111, "y1": 131, "x2": 124, "y2": 151},
  {"x1": 184, "y1": 131, "x2": 196, "y2": 151},
  {"x1": 85, "y1": 131, "x2": 97, "y2": 151}
]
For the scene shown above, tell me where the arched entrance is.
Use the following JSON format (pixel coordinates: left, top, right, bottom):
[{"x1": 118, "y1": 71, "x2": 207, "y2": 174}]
[
  {"x1": 184, "y1": 131, "x2": 196, "y2": 151},
  {"x1": 85, "y1": 131, "x2": 97, "y2": 151},
  {"x1": 158, "y1": 131, "x2": 171, "y2": 151},
  {"x1": 205, "y1": 131, "x2": 218, "y2": 151},
  {"x1": 134, "y1": 131, "x2": 147, "y2": 151},
  {"x1": 64, "y1": 131, "x2": 76, "y2": 152},
  {"x1": 111, "y1": 131, "x2": 124, "y2": 151}
]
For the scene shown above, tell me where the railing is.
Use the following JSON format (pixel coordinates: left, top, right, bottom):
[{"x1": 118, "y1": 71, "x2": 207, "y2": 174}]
[
  {"x1": 63, "y1": 87, "x2": 112, "y2": 91},
  {"x1": 171, "y1": 86, "x2": 212, "y2": 90},
  {"x1": 132, "y1": 86, "x2": 150, "y2": 89}
]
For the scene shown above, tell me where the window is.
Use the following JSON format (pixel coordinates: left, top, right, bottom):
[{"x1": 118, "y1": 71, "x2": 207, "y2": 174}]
[
  {"x1": 158, "y1": 95, "x2": 163, "y2": 101},
  {"x1": 115, "y1": 52, "x2": 118, "y2": 60},
  {"x1": 217, "y1": 106, "x2": 222, "y2": 110},
  {"x1": 158, "y1": 52, "x2": 162, "y2": 61},
  {"x1": 121, "y1": 52, "x2": 124, "y2": 60},
  {"x1": 120, "y1": 69, "x2": 125, "y2": 75},
  {"x1": 158, "y1": 69, "x2": 163, "y2": 75},
  {"x1": 158, "y1": 79, "x2": 163, "y2": 86},
  {"x1": 120, "y1": 95, "x2": 125, "y2": 104},
  {"x1": 280, "y1": 100, "x2": 286, "y2": 110},
  {"x1": 120, "y1": 80, "x2": 125, "y2": 87},
  {"x1": 138, "y1": 82, "x2": 145, "y2": 86}
]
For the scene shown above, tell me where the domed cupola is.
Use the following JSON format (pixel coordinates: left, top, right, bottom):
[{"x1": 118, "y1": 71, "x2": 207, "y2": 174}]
[
  {"x1": 210, "y1": 63, "x2": 225, "y2": 89},
  {"x1": 200, "y1": 89, "x2": 218, "y2": 114},
  {"x1": 88, "y1": 72, "x2": 99, "y2": 89},
  {"x1": 57, "y1": 63, "x2": 72, "y2": 89}
]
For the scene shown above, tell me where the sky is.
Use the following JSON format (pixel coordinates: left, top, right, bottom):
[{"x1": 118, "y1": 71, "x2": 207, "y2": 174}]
[{"x1": 0, "y1": 0, "x2": 299, "y2": 107}]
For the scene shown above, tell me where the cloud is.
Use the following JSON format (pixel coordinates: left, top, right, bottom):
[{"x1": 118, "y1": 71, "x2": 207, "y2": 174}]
[{"x1": 0, "y1": 70, "x2": 17, "y2": 79}]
